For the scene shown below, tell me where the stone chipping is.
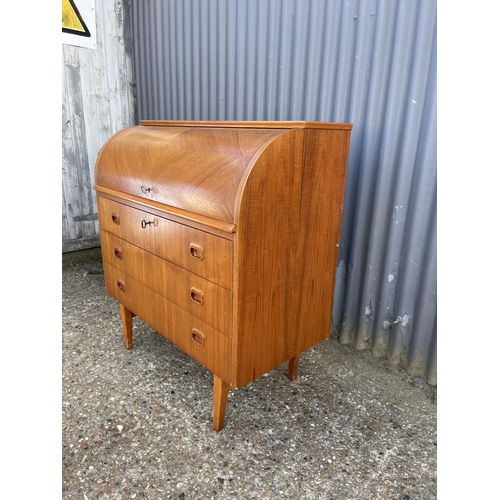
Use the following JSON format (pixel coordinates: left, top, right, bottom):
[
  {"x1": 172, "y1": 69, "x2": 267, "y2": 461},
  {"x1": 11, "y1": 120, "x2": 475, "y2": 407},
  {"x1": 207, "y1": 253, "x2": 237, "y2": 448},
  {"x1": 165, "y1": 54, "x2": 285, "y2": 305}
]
[{"x1": 62, "y1": 258, "x2": 437, "y2": 500}]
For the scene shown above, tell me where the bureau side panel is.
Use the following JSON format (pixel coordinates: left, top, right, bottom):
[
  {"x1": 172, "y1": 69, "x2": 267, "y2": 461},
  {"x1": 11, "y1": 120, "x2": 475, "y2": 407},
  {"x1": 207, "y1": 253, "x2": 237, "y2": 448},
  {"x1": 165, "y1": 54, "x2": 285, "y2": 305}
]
[
  {"x1": 290, "y1": 129, "x2": 351, "y2": 354},
  {"x1": 233, "y1": 129, "x2": 350, "y2": 388}
]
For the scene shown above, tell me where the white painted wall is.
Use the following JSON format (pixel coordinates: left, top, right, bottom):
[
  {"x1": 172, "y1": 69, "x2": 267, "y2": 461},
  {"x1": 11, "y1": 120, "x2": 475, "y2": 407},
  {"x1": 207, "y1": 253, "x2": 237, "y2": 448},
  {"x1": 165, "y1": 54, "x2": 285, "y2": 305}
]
[{"x1": 62, "y1": 0, "x2": 136, "y2": 252}]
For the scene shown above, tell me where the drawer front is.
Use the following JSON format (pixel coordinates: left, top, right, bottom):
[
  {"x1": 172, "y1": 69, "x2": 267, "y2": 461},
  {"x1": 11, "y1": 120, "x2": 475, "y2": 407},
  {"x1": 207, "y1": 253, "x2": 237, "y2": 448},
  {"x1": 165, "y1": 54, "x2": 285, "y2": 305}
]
[
  {"x1": 104, "y1": 262, "x2": 232, "y2": 383},
  {"x1": 101, "y1": 231, "x2": 232, "y2": 337},
  {"x1": 98, "y1": 196, "x2": 233, "y2": 289}
]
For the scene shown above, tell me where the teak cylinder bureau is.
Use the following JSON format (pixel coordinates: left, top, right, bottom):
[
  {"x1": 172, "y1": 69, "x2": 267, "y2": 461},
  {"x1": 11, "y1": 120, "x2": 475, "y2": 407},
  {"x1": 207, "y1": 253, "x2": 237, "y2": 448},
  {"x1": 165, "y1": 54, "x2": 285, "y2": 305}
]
[{"x1": 94, "y1": 120, "x2": 352, "y2": 431}]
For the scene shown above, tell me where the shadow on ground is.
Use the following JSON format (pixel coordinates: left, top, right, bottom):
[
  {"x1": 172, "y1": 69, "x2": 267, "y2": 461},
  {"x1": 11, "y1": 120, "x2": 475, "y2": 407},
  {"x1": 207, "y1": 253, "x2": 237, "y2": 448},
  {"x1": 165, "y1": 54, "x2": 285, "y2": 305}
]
[{"x1": 62, "y1": 258, "x2": 437, "y2": 500}]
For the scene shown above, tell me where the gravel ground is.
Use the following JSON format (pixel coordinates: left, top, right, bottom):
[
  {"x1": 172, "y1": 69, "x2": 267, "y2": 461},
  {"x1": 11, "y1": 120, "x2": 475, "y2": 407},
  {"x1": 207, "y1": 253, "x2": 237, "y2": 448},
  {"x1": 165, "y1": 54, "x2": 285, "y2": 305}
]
[{"x1": 62, "y1": 258, "x2": 437, "y2": 500}]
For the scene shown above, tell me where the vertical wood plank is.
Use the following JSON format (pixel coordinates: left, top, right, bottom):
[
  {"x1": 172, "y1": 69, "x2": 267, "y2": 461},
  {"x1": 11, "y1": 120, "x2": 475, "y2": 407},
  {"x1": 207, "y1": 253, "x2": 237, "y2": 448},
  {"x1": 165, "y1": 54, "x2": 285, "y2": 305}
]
[{"x1": 62, "y1": 0, "x2": 136, "y2": 253}]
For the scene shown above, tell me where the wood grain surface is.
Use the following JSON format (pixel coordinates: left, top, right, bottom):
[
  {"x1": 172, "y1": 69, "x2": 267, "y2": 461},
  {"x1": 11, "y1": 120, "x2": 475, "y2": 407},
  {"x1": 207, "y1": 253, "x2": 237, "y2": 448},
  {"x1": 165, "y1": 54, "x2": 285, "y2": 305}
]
[
  {"x1": 95, "y1": 120, "x2": 352, "y2": 430},
  {"x1": 101, "y1": 231, "x2": 232, "y2": 336},
  {"x1": 95, "y1": 126, "x2": 286, "y2": 223},
  {"x1": 233, "y1": 128, "x2": 351, "y2": 387},
  {"x1": 98, "y1": 197, "x2": 233, "y2": 289},
  {"x1": 104, "y1": 262, "x2": 232, "y2": 383}
]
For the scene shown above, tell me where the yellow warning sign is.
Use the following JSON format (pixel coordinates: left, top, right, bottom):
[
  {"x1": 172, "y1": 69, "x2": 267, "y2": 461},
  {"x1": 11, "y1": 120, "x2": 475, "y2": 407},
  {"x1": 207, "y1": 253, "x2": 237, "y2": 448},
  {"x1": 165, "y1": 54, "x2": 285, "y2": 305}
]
[
  {"x1": 62, "y1": 0, "x2": 90, "y2": 37},
  {"x1": 62, "y1": 0, "x2": 95, "y2": 49}
]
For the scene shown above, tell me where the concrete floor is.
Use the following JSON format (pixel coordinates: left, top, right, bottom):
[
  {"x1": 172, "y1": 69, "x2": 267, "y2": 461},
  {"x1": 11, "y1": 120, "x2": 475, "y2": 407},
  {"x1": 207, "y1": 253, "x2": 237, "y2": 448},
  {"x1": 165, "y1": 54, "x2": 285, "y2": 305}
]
[{"x1": 62, "y1": 257, "x2": 437, "y2": 500}]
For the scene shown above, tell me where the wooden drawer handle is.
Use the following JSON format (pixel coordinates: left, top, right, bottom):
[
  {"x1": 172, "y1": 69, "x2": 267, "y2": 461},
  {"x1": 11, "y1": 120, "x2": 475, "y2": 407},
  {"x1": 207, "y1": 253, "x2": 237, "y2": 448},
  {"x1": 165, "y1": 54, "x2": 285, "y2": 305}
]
[
  {"x1": 189, "y1": 243, "x2": 204, "y2": 261},
  {"x1": 114, "y1": 247, "x2": 123, "y2": 260},
  {"x1": 117, "y1": 279, "x2": 126, "y2": 292},
  {"x1": 191, "y1": 328, "x2": 205, "y2": 347},
  {"x1": 190, "y1": 287, "x2": 204, "y2": 306},
  {"x1": 111, "y1": 212, "x2": 120, "y2": 225}
]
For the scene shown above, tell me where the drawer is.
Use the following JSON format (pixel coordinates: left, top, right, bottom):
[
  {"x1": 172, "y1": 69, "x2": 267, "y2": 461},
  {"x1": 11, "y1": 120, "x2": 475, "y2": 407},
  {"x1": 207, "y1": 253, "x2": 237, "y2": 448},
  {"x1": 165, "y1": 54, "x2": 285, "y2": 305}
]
[
  {"x1": 104, "y1": 262, "x2": 232, "y2": 383},
  {"x1": 98, "y1": 196, "x2": 233, "y2": 289},
  {"x1": 101, "y1": 231, "x2": 232, "y2": 337}
]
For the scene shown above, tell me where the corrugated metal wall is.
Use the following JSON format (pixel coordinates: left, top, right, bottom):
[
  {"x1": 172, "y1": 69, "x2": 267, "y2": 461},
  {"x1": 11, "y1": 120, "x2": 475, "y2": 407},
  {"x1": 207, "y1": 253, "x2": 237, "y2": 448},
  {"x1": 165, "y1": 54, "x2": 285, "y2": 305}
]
[
  {"x1": 62, "y1": 0, "x2": 136, "y2": 253},
  {"x1": 130, "y1": 0, "x2": 437, "y2": 385}
]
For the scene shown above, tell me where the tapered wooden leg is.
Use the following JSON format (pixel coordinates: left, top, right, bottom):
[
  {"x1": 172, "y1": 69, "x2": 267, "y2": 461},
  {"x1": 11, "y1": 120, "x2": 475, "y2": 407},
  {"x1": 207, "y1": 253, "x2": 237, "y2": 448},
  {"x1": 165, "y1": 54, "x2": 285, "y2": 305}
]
[
  {"x1": 288, "y1": 355, "x2": 300, "y2": 381},
  {"x1": 213, "y1": 375, "x2": 230, "y2": 432},
  {"x1": 120, "y1": 304, "x2": 134, "y2": 350}
]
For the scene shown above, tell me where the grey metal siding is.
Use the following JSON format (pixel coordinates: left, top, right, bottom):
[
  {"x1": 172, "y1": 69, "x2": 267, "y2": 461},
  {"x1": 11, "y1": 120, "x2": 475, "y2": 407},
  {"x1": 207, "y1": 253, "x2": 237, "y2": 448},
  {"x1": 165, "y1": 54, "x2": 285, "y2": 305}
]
[
  {"x1": 62, "y1": 0, "x2": 136, "y2": 253},
  {"x1": 130, "y1": 0, "x2": 437, "y2": 384}
]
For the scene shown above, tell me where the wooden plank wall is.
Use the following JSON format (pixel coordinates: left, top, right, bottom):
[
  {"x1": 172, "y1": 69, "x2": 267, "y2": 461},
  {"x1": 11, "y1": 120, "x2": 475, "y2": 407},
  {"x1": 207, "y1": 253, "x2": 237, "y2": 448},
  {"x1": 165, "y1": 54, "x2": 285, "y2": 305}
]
[{"x1": 62, "y1": 0, "x2": 136, "y2": 253}]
